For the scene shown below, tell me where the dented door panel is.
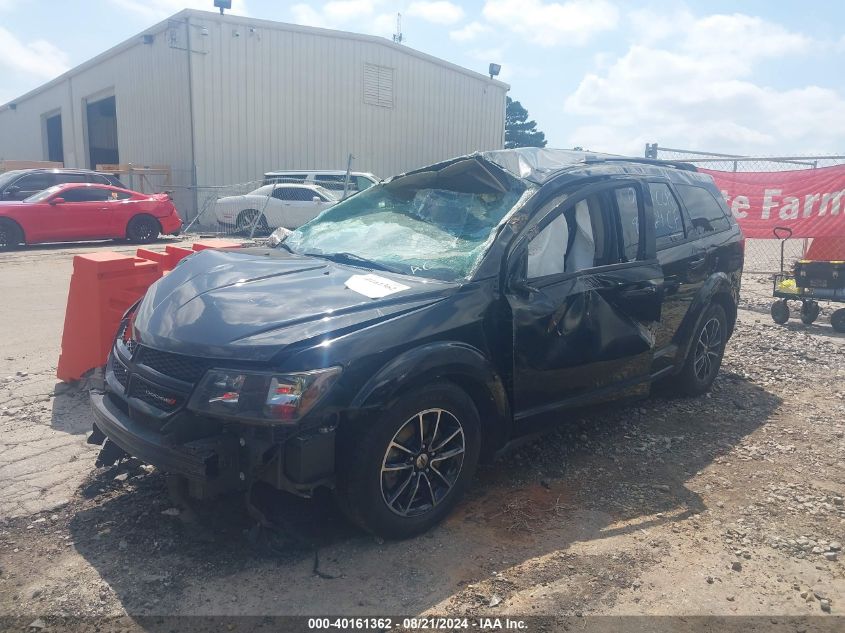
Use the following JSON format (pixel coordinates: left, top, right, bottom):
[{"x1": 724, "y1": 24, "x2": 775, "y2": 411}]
[{"x1": 509, "y1": 261, "x2": 663, "y2": 418}]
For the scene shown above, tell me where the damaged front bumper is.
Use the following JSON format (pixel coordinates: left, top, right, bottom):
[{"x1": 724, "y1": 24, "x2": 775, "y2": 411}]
[{"x1": 88, "y1": 390, "x2": 336, "y2": 498}]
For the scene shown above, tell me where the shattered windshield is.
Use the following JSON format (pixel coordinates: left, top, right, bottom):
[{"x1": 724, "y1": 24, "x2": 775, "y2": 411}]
[{"x1": 285, "y1": 159, "x2": 529, "y2": 282}]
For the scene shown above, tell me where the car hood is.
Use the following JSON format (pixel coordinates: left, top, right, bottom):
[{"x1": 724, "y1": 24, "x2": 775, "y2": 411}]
[{"x1": 133, "y1": 248, "x2": 457, "y2": 362}]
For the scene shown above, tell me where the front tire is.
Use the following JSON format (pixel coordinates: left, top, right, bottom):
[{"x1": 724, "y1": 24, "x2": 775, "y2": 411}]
[
  {"x1": 126, "y1": 215, "x2": 160, "y2": 244},
  {"x1": 335, "y1": 381, "x2": 481, "y2": 539},
  {"x1": 674, "y1": 303, "x2": 728, "y2": 396},
  {"x1": 771, "y1": 299, "x2": 790, "y2": 324},
  {"x1": 236, "y1": 209, "x2": 269, "y2": 236}
]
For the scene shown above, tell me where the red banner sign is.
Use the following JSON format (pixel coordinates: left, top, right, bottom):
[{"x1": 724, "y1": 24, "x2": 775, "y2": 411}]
[{"x1": 701, "y1": 165, "x2": 845, "y2": 239}]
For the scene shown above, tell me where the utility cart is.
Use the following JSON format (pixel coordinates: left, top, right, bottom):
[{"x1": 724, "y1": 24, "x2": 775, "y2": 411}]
[{"x1": 770, "y1": 227, "x2": 845, "y2": 332}]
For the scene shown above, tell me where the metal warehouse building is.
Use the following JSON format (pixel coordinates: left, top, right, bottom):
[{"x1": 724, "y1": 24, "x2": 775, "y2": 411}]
[{"x1": 0, "y1": 9, "x2": 508, "y2": 223}]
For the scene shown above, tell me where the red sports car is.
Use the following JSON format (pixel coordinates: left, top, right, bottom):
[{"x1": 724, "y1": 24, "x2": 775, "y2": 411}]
[{"x1": 0, "y1": 182, "x2": 182, "y2": 250}]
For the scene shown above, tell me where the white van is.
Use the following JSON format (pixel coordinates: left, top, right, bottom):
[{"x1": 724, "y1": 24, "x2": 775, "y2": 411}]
[{"x1": 262, "y1": 170, "x2": 379, "y2": 194}]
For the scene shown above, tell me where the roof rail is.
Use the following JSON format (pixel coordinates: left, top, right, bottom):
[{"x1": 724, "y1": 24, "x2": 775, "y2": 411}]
[{"x1": 583, "y1": 157, "x2": 699, "y2": 172}]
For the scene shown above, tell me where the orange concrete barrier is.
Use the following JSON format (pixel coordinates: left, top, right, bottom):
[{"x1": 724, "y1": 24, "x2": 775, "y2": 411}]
[
  {"x1": 192, "y1": 239, "x2": 243, "y2": 251},
  {"x1": 57, "y1": 253, "x2": 162, "y2": 382},
  {"x1": 58, "y1": 240, "x2": 244, "y2": 381},
  {"x1": 164, "y1": 245, "x2": 195, "y2": 268}
]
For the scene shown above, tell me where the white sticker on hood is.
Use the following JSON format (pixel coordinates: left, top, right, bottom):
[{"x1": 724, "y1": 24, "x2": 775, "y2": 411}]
[{"x1": 345, "y1": 274, "x2": 410, "y2": 299}]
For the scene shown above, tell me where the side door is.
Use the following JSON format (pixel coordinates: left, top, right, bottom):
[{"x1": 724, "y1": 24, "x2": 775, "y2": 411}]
[
  {"x1": 100, "y1": 189, "x2": 135, "y2": 238},
  {"x1": 275, "y1": 187, "x2": 324, "y2": 228},
  {"x1": 506, "y1": 180, "x2": 663, "y2": 420},
  {"x1": 643, "y1": 181, "x2": 698, "y2": 369},
  {"x1": 52, "y1": 186, "x2": 115, "y2": 239}
]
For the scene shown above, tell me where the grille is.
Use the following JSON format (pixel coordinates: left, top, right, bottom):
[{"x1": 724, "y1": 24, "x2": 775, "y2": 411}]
[
  {"x1": 116, "y1": 322, "x2": 137, "y2": 356},
  {"x1": 129, "y1": 378, "x2": 183, "y2": 412},
  {"x1": 111, "y1": 357, "x2": 129, "y2": 390},
  {"x1": 138, "y1": 347, "x2": 209, "y2": 383}
]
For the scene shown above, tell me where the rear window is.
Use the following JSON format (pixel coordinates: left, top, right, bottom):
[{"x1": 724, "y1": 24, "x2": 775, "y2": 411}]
[
  {"x1": 676, "y1": 184, "x2": 731, "y2": 236},
  {"x1": 264, "y1": 173, "x2": 307, "y2": 185},
  {"x1": 647, "y1": 183, "x2": 686, "y2": 248}
]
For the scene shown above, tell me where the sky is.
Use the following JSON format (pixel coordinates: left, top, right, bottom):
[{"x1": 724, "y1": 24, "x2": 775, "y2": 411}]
[{"x1": 2, "y1": 0, "x2": 845, "y2": 157}]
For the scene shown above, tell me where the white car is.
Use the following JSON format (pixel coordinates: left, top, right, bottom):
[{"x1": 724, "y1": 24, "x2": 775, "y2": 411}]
[
  {"x1": 262, "y1": 170, "x2": 379, "y2": 194},
  {"x1": 214, "y1": 184, "x2": 338, "y2": 234}
]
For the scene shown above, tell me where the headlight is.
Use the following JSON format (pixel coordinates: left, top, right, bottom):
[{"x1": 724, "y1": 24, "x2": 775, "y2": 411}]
[
  {"x1": 267, "y1": 226, "x2": 293, "y2": 247},
  {"x1": 187, "y1": 367, "x2": 342, "y2": 424}
]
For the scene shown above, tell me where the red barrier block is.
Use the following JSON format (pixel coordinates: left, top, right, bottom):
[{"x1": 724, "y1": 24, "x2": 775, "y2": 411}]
[
  {"x1": 136, "y1": 247, "x2": 172, "y2": 269},
  {"x1": 57, "y1": 252, "x2": 162, "y2": 382},
  {"x1": 805, "y1": 237, "x2": 845, "y2": 262},
  {"x1": 164, "y1": 245, "x2": 195, "y2": 268},
  {"x1": 192, "y1": 239, "x2": 243, "y2": 251}
]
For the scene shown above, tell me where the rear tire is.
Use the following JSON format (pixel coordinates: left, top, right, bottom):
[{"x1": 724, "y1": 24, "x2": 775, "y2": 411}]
[
  {"x1": 832, "y1": 308, "x2": 845, "y2": 333},
  {"x1": 673, "y1": 303, "x2": 728, "y2": 396},
  {"x1": 800, "y1": 300, "x2": 820, "y2": 325},
  {"x1": 335, "y1": 381, "x2": 481, "y2": 539},
  {"x1": 0, "y1": 218, "x2": 23, "y2": 251},
  {"x1": 771, "y1": 300, "x2": 790, "y2": 324},
  {"x1": 126, "y1": 215, "x2": 160, "y2": 244}
]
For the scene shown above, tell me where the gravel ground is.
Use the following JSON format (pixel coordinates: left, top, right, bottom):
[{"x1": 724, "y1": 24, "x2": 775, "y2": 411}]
[{"x1": 0, "y1": 243, "x2": 844, "y2": 629}]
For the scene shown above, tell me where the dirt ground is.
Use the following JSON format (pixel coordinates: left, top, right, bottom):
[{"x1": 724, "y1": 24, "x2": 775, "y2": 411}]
[{"x1": 1, "y1": 239, "x2": 844, "y2": 628}]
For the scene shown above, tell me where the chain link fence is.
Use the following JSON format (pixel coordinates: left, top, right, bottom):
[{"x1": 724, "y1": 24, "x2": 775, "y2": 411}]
[
  {"x1": 173, "y1": 174, "x2": 368, "y2": 238},
  {"x1": 646, "y1": 145, "x2": 845, "y2": 272}
]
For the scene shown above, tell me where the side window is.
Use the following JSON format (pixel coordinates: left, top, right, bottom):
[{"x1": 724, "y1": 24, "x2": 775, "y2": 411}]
[
  {"x1": 15, "y1": 173, "x2": 56, "y2": 192},
  {"x1": 62, "y1": 187, "x2": 112, "y2": 202},
  {"x1": 527, "y1": 193, "x2": 612, "y2": 279},
  {"x1": 355, "y1": 176, "x2": 375, "y2": 191},
  {"x1": 314, "y1": 175, "x2": 348, "y2": 191},
  {"x1": 614, "y1": 187, "x2": 641, "y2": 261},
  {"x1": 105, "y1": 190, "x2": 131, "y2": 200},
  {"x1": 272, "y1": 187, "x2": 295, "y2": 201},
  {"x1": 648, "y1": 183, "x2": 686, "y2": 248},
  {"x1": 676, "y1": 184, "x2": 731, "y2": 236},
  {"x1": 267, "y1": 174, "x2": 306, "y2": 185}
]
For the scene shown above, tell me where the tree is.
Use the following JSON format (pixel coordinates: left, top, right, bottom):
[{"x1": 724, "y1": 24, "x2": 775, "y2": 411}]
[{"x1": 505, "y1": 97, "x2": 547, "y2": 149}]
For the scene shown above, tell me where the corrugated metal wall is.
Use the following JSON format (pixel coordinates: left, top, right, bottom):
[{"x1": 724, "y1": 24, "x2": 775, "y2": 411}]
[
  {"x1": 0, "y1": 20, "x2": 194, "y2": 213},
  {"x1": 0, "y1": 10, "x2": 507, "y2": 224},
  {"x1": 186, "y1": 13, "x2": 507, "y2": 187}
]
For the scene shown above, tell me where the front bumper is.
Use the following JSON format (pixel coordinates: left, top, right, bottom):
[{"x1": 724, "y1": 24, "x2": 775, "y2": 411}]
[
  {"x1": 90, "y1": 373, "x2": 338, "y2": 498},
  {"x1": 90, "y1": 391, "x2": 241, "y2": 489}
]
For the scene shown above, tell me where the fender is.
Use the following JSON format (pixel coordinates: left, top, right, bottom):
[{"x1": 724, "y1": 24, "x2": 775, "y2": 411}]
[
  {"x1": 673, "y1": 272, "x2": 737, "y2": 368},
  {"x1": 350, "y1": 341, "x2": 512, "y2": 454}
]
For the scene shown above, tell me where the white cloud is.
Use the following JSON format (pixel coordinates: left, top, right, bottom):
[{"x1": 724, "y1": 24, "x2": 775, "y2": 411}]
[
  {"x1": 407, "y1": 1, "x2": 464, "y2": 26},
  {"x1": 483, "y1": 0, "x2": 618, "y2": 47},
  {"x1": 564, "y1": 13, "x2": 845, "y2": 155},
  {"x1": 0, "y1": 27, "x2": 69, "y2": 80},
  {"x1": 290, "y1": 1, "x2": 394, "y2": 37},
  {"x1": 449, "y1": 21, "x2": 490, "y2": 42},
  {"x1": 109, "y1": 0, "x2": 249, "y2": 19},
  {"x1": 323, "y1": 0, "x2": 377, "y2": 21}
]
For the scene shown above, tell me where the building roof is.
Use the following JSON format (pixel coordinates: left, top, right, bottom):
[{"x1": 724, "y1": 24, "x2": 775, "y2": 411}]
[{"x1": 1, "y1": 9, "x2": 509, "y2": 111}]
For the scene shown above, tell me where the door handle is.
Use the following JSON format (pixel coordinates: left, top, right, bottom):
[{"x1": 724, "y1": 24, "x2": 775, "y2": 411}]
[
  {"x1": 689, "y1": 250, "x2": 708, "y2": 268},
  {"x1": 621, "y1": 285, "x2": 658, "y2": 299}
]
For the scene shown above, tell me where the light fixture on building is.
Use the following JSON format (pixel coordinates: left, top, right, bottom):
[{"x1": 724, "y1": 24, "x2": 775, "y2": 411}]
[
  {"x1": 488, "y1": 63, "x2": 501, "y2": 79},
  {"x1": 141, "y1": 34, "x2": 154, "y2": 45}
]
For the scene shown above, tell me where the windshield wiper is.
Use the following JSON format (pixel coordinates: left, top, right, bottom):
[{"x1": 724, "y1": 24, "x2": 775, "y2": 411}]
[{"x1": 303, "y1": 251, "x2": 401, "y2": 273}]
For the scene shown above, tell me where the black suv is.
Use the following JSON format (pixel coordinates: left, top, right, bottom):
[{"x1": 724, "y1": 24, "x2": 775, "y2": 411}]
[
  {"x1": 0, "y1": 168, "x2": 125, "y2": 201},
  {"x1": 90, "y1": 149, "x2": 743, "y2": 538}
]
